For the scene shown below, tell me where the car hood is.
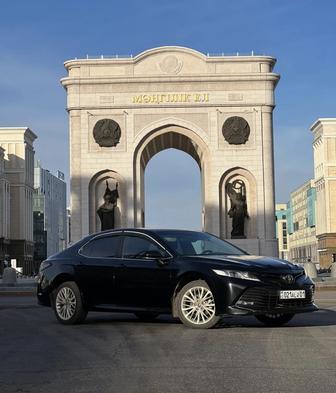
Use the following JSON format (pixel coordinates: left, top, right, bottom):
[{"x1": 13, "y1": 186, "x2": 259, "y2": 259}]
[{"x1": 185, "y1": 254, "x2": 300, "y2": 273}]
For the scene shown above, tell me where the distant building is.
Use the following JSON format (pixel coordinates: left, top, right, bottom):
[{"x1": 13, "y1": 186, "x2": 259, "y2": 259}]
[
  {"x1": 311, "y1": 118, "x2": 336, "y2": 268},
  {"x1": 0, "y1": 127, "x2": 37, "y2": 274},
  {"x1": 275, "y1": 203, "x2": 289, "y2": 260},
  {"x1": 33, "y1": 160, "x2": 67, "y2": 269},
  {"x1": 287, "y1": 179, "x2": 318, "y2": 264}
]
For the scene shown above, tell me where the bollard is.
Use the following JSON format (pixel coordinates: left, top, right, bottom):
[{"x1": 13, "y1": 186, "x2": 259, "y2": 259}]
[
  {"x1": 304, "y1": 261, "x2": 317, "y2": 279},
  {"x1": 331, "y1": 263, "x2": 336, "y2": 278},
  {"x1": 2, "y1": 267, "x2": 17, "y2": 284}
]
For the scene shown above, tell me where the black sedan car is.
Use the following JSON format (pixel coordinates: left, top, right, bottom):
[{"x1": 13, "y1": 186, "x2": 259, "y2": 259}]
[{"x1": 37, "y1": 229, "x2": 317, "y2": 329}]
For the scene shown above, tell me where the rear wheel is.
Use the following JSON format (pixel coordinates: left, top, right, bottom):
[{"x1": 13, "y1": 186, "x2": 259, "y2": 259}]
[
  {"x1": 256, "y1": 313, "x2": 295, "y2": 327},
  {"x1": 176, "y1": 280, "x2": 220, "y2": 329},
  {"x1": 53, "y1": 281, "x2": 87, "y2": 325},
  {"x1": 134, "y1": 312, "x2": 159, "y2": 321}
]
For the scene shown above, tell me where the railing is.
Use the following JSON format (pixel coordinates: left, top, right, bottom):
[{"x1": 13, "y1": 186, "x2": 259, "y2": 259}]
[{"x1": 74, "y1": 51, "x2": 266, "y2": 60}]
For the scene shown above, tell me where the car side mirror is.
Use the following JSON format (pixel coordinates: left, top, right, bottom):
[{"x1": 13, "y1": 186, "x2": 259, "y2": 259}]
[
  {"x1": 144, "y1": 250, "x2": 171, "y2": 265},
  {"x1": 156, "y1": 257, "x2": 171, "y2": 266}
]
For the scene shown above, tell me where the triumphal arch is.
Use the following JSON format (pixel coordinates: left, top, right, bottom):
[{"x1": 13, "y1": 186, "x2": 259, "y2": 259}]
[{"x1": 61, "y1": 46, "x2": 280, "y2": 256}]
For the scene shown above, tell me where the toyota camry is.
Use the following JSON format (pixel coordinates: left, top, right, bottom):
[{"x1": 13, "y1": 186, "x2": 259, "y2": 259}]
[{"x1": 37, "y1": 229, "x2": 318, "y2": 328}]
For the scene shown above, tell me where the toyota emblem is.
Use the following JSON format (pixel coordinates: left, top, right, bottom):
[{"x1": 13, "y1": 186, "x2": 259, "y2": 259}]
[{"x1": 281, "y1": 274, "x2": 294, "y2": 284}]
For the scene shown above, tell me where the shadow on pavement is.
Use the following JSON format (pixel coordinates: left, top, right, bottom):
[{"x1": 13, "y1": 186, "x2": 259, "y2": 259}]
[{"x1": 80, "y1": 307, "x2": 336, "y2": 329}]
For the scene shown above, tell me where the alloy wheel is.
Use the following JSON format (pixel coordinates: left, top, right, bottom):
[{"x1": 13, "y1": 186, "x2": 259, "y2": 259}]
[
  {"x1": 181, "y1": 286, "x2": 216, "y2": 325},
  {"x1": 55, "y1": 286, "x2": 77, "y2": 320}
]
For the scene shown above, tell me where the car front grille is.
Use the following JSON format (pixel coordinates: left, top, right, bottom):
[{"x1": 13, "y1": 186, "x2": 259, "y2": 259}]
[
  {"x1": 236, "y1": 286, "x2": 314, "y2": 311},
  {"x1": 258, "y1": 271, "x2": 305, "y2": 286}
]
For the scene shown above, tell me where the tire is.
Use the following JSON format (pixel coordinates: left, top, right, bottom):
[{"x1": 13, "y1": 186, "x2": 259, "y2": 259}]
[
  {"x1": 53, "y1": 281, "x2": 87, "y2": 325},
  {"x1": 176, "y1": 280, "x2": 220, "y2": 329},
  {"x1": 255, "y1": 313, "x2": 295, "y2": 327},
  {"x1": 134, "y1": 312, "x2": 159, "y2": 321}
]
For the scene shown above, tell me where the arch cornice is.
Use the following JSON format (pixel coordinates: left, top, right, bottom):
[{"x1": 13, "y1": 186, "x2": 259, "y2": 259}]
[{"x1": 133, "y1": 46, "x2": 207, "y2": 63}]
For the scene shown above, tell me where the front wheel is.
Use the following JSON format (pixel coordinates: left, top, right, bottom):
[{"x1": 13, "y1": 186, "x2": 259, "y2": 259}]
[
  {"x1": 255, "y1": 313, "x2": 295, "y2": 327},
  {"x1": 176, "y1": 280, "x2": 220, "y2": 329},
  {"x1": 53, "y1": 281, "x2": 87, "y2": 325}
]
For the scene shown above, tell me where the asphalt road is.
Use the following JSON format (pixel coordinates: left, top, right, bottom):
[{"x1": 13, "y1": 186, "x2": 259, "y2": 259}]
[{"x1": 0, "y1": 292, "x2": 335, "y2": 393}]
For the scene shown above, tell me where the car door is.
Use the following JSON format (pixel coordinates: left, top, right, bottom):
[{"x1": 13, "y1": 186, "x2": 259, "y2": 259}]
[
  {"x1": 77, "y1": 234, "x2": 122, "y2": 306},
  {"x1": 115, "y1": 233, "x2": 177, "y2": 311}
]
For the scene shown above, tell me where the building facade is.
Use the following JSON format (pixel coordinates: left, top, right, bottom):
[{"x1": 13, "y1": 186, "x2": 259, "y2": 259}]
[
  {"x1": 61, "y1": 46, "x2": 280, "y2": 256},
  {"x1": 275, "y1": 203, "x2": 289, "y2": 260},
  {"x1": 286, "y1": 179, "x2": 318, "y2": 264},
  {"x1": 0, "y1": 146, "x2": 10, "y2": 269},
  {"x1": 0, "y1": 127, "x2": 37, "y2": 274},
  {"x1": 33, "y1": 160, "x2": 67, "y2": 269},
  {"x1": 311, "y1": 118, "x2": 336, "y2": 268}
]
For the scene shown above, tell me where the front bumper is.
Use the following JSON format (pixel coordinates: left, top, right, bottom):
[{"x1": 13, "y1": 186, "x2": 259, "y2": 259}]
[
  {"x1": 36, "y1": 273, "x2": 52, "y2": 307},
  {"x1": 227, "y1": 285, "x2": 318, "y2": 315}
]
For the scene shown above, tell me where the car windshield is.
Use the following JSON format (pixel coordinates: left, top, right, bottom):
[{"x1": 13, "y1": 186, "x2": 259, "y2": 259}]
[{"x1": 156, "y1": 230, "x2": 247, "y2": 256}]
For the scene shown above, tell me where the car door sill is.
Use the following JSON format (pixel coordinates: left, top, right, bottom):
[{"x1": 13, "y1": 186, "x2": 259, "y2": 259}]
[{"x1": 90, "y1": 304, "x2": 170, "y2": 313}]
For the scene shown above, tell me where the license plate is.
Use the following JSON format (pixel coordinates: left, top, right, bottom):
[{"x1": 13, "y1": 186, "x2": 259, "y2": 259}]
[{"x1": 279, "y1": 290, "x2": 306, "y2": 300}]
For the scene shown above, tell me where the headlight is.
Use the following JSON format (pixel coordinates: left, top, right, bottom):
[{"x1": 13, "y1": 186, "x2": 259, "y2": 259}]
[{"x1": 213, "y1": 269, "x2": 260, "y2": 282}]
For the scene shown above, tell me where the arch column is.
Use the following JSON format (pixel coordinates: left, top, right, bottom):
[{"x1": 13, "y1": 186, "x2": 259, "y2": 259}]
[{"x1": 261, "y1": 107, "x2": 276, "y2": 241}]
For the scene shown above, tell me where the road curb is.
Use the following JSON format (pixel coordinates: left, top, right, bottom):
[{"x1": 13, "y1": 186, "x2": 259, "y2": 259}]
[
  {"x1": 315, "y1": 285, "x2": 336, "y2": 291},
  {"x1": 0, "y1": 304, "x2": 40, "y2": 310},
  {"x1": 0, "y1": 290, "x2": 36, "y2": 296}
]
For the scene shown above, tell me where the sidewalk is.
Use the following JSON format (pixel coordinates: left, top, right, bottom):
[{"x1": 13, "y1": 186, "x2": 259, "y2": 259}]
[
  {"x1": 312, "y1": 275, "x2": 336, "y2": 290},
  {"x1": 0, "y1": 277, "x2": 37, "y2": 296}
]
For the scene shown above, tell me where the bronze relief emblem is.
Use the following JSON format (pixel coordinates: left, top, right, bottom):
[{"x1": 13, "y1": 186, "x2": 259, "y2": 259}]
[
  {"x1": 222, "y1": 116, "x2": 250, "y2": 145},
  {"x1": 93, "y1": 119, "x2": 121, "y2": 147},
  {"x1": 158, "y1": 55, "x2": 183, "y2": 74}
]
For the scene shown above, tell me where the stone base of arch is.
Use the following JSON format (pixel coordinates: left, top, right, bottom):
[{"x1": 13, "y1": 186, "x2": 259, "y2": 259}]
[{"x1": 229, "y1": 238, "x2": 278, "y2": 257}]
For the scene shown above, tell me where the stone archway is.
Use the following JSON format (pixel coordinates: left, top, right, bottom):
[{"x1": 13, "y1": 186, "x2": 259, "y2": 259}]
[
  {"x1": 62, "y1": 46, "x2": 279, "y2": 256},
  {"x1": 133, "y1": 122, "x2": 210, "y2": 229}
]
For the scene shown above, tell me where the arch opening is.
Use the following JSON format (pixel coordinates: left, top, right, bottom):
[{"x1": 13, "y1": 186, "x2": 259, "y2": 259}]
[
  {"x1": 133, "y1": 124, "x2": 209, "y2": 229},
  {"x1": 145, "y1": 148, "x2": 202, "y2": 229}
]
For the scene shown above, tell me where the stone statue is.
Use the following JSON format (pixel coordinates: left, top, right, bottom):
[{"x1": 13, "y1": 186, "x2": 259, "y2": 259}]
[
  {"x1": 222, "y1": 116, "x2": 250, "y2": 145},
  {"x1": 93, "y1": 119, "x2": 121, "y2": 147},
  {"x1": 97, "y1": 181, "x2": 119, "y2": 231},
  {"x1": 226, "y1": 180, "x2": 249, "y2": 238}
]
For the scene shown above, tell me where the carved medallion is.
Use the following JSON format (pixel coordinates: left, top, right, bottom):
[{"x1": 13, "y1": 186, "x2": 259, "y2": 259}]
[
  {"x1": 222, "y1": 116, "x2": 250, "y2": 145},
  {"x1": 158, "y1": 55, "x2": 183, "y2": 74},
  {"x1": 93, "y1": 119, "x2": 121, "y2": 147}
]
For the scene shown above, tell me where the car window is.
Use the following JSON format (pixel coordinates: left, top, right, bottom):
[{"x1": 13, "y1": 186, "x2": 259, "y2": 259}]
[
  {"x1": 81, "y1": 235, "x2": 122, "y2": 258},
  {"x1": 156, "y1": 231, "x2": 247, "y2": 256},
  {"x1": 122, "y1": 235, "x2": 166, "y2": 259}
]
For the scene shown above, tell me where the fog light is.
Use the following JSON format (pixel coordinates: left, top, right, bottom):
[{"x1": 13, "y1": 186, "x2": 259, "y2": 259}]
[{"x1": 237, "y1": 300, "x2": 254, "y2": 306}]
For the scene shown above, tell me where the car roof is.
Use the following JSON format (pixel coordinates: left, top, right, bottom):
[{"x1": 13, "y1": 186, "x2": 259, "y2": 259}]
[{"x1": 89, "y1": 228, "x2": 202, "y2": 238}]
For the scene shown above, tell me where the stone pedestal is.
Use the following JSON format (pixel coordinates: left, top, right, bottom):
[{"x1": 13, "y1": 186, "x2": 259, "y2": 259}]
[
  {"x1": 304, "y1": 262, "x2": 317, "y2": 279},
  {"x1": 331, "y1": 263, "x2": 336, "y2": 278},
  {"x1": 2, "y1": 267, "x2": 17, "y2": 284}
]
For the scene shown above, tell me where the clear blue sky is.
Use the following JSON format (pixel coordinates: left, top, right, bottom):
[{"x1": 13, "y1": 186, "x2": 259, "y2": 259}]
[{"x1": 1, "y1": 0, "x2": 335, "y2": 229}]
